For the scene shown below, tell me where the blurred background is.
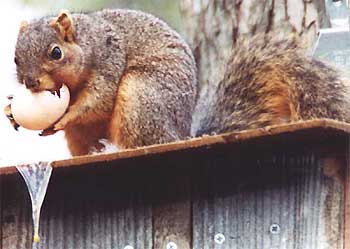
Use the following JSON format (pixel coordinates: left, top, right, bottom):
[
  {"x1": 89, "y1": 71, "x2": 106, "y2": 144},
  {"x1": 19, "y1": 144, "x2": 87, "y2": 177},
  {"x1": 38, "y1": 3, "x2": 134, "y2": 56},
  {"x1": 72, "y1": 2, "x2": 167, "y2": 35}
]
[
  {"x1": 0, "y1": 0, "x2": 183, "y2": 166},
  {"x1": 20, "y1": 0, "x2": 184, "y2": 30}
]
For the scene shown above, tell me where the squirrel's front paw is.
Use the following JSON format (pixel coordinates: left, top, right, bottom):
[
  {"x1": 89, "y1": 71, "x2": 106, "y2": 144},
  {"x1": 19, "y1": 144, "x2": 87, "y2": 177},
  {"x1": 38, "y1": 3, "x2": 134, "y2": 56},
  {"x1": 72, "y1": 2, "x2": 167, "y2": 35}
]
[
  {"x1": 39, "y1": 127, "x2": 57, "y2": 136},
  {"x1": 39, "y1": 114, "x2": 69, "y2": 137},
  {"x1": 53, "y1": 111, "x2": 75, "y2": 131},
  {"x1": 4, "y1": 104, "x2": 20, "y2": 131}
]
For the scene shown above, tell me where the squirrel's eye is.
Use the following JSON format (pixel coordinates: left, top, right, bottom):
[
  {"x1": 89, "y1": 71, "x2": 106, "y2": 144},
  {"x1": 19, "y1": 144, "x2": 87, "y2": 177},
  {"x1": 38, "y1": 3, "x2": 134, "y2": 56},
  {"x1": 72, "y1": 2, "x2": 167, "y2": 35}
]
[
  {"x1": 50, "y1": 46, "x2": 62, "y2": 60},
  {"x1": 14, "y1": 57, "x2": 18, "y2": 65}
]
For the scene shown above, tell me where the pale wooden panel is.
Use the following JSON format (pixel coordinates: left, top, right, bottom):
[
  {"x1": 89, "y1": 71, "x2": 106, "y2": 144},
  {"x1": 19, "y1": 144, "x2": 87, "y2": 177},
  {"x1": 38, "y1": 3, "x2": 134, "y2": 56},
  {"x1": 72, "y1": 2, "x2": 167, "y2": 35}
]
[
  {"x1": 193, "y1": 151, "x2": 345, "y2": 249},
  {"x1": 1, "y1": 163, "x2": 153, "y2": 249},
  {"x1": 153, "y1": 164, "x2": 192, "y2": 249},
  {"x1": 1, "y1": 173, "x2": 32, "y2": 249}
]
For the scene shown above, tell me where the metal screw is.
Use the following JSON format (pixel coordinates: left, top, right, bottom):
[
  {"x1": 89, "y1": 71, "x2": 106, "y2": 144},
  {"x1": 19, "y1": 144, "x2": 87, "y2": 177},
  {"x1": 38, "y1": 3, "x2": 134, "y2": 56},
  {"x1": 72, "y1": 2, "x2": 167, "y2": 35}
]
[
  {"x1": 124, "y1": 245, "x2": 134, "y2": 249},
  {"x1": 214, "y1": 233, "x2": 226, "y2": 244},
  {"x1": 269, "y1": 224, "x2": 281, "y2": 234},
  {"x1": 166, "y1": 242, "x2": 177, "y2": 249}
]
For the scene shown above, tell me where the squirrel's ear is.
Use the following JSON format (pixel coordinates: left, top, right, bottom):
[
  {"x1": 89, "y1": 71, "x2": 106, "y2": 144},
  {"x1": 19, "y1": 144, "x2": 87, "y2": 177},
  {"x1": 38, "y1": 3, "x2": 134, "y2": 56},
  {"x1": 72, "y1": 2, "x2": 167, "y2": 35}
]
[
  {"x1": 50, "y1": 9, "x2": 74, "y2": 42},
  {"x1": 19, "y1": 20, "x2": 28, "y2": 33}
]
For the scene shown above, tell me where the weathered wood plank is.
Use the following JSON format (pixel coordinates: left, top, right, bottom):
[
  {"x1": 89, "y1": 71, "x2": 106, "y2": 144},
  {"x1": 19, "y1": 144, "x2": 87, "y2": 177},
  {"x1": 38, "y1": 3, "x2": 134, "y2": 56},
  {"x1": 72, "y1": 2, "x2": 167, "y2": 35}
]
[
  {"x1": 1, "y1": 120, "x2": 349, "y2": 249},
  {"x1": 193, "y1": 151, "x2": 345, "y2": 249},
  {"x1": 1, "y1": 119, "x2": 350, "y2": 176},
  {"x1": 1, "y1": 163, "x2": 153, "y2": 249},
  {"x1": 1, "y1": 173, "x2": 31, "y2": 249},
  {"x1": 153, "y1": 159, "x2": 192, "y2": 249}
]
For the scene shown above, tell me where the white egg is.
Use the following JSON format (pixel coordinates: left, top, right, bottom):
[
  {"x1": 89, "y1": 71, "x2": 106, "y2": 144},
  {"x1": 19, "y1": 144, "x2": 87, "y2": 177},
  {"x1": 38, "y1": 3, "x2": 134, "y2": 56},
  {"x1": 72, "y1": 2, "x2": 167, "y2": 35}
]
[{"x1": 11, "y1": 85, "x2": 70, "y2": 130}]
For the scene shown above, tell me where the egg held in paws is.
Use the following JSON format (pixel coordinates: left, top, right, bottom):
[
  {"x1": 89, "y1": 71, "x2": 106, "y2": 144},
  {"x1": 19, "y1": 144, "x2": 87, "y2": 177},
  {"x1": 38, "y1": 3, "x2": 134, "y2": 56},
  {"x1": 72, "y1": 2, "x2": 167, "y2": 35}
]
[{"x1": 11, "y1": 85, "x2": 70, "y2": 130}]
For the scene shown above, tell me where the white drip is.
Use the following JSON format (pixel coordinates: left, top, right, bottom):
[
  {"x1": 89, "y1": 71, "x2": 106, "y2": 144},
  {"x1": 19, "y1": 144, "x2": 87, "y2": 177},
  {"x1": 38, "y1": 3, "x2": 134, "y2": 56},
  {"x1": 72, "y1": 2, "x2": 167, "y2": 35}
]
[{"x1": 16, "y1": 161, "x2": 52, "y2": 249}]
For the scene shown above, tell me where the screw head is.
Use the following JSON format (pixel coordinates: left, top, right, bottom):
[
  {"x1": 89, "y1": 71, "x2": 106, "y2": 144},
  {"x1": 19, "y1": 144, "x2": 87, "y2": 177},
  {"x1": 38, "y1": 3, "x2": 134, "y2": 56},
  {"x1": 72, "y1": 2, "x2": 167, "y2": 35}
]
[
  {"x1": 214, "y1": 233, "x2": 226, "y2": 244},
  {"x1": 269, "y1": 223, "x2": 281, "y2": 234},
  {"x1": 166, "y1": 242, "x2": 177, "y2": 249},
  {"x1": 124, "y1": 245, "x2": 134, "y2": 249}
]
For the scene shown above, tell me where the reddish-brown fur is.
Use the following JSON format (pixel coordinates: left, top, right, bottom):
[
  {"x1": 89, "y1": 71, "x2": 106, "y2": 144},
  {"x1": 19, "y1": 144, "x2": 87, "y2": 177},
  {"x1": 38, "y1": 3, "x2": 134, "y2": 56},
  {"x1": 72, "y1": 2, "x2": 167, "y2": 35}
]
[
  {"x1": 10, "y1": 9, "x2": 197, "y2": 156},
  {"x1": 194, "y1": 33, "x2": 350, "y2": 136}
]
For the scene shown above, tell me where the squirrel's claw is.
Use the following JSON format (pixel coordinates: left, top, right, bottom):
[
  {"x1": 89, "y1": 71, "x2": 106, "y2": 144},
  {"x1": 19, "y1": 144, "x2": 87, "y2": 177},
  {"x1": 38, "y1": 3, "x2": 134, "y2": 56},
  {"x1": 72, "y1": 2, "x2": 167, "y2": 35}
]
[
  {"x1": 49, "y1": 87, "x2": 61, "y2": 98},
  {"x1": 13, "y1": 123, "x2": 20, "y2": 131},
  {"x1": 9, "y1": 119, "x2": 20, "y2": 131},
  {"x1": 4, "y1": 104, "x2": 20, "y2": 131},
  {"x1": 56, "y1": 89, "x2": 61, "y2": 98},
  {"x1": 39, "y1": 127, "x2": 57, "y2": 136}
]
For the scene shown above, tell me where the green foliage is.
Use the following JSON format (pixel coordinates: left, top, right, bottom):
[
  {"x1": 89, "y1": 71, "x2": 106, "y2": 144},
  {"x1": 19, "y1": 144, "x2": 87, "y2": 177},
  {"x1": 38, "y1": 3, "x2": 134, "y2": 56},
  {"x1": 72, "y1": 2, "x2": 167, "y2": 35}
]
[{"x1": 19, "y1": 0, "x2": 183, "y2": 31}]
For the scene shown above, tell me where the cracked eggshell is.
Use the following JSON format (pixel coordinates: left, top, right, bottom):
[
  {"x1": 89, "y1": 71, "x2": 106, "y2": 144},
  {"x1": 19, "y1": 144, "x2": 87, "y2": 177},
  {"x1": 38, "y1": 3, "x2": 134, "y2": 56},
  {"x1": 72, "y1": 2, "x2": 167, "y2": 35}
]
[{"x1": 11, "y1": 84, "x2": 70, "y2": 130}]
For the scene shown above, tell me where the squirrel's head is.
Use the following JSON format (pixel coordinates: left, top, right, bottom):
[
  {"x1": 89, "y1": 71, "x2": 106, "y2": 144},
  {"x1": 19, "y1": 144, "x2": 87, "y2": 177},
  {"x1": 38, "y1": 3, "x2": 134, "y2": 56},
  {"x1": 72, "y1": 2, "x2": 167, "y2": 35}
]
[{"x1": 15, "y1": 10, "x2": 87, "y2": 93}]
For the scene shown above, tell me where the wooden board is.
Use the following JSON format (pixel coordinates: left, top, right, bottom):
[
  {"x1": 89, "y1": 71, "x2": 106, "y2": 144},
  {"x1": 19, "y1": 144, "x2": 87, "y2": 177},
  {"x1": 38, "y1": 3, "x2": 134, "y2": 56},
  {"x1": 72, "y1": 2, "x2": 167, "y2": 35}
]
[
  {"x1": 1, "y1": 163, "x2": 154, "y2": 249},
  {"x1": 0, "y1": 119, "x2": 350, "y2": 176},
  {"x1": 192, "y1": 151, "x2": 345, "y2": 249},
  {"x1": 0, "y1": 119, "x2": 349, "y2": 249},
  {"x1": 152, "y1": 159, "x2": 192, "y2": 249}
]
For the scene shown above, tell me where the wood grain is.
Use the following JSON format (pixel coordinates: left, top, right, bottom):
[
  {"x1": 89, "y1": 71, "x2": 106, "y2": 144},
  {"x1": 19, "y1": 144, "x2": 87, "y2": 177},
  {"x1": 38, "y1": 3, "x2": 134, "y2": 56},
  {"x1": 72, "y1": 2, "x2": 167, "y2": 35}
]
[
  {"x1": 192, "y1": 151, "x2": 345, "y2": 249},
  {"x1": 1, "y1": 119, "x2": 349, "y2": 176},
  {"x1": 153, "y1": 159, "x2": 192, "y2": 249},
  {"x1": 1, "y1": 119, "x2": 349, "y2": 248},
  {"x1": 1, "y1": 163, "x2": 153, "y2": 249}
]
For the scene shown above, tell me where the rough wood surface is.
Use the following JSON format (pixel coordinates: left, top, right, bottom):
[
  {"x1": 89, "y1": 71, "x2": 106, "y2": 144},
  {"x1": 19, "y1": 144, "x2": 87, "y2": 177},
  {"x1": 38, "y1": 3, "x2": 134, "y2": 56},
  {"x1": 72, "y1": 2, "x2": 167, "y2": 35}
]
[
  {"x1": 192, "y1": 151, "x2": 345, "y2": 249},
  {"x1": 0, "y1": 119, "x2": 349, "y2": 176},
  {"x1": 0, "y1": 119, "x2": 349, "y2": 248},
  {"x1": 1, "y1": 165, "x2": 153, "y2": 249},
  {"x1": 153, "y1": 161, "x2": 192, "y2": 249}
]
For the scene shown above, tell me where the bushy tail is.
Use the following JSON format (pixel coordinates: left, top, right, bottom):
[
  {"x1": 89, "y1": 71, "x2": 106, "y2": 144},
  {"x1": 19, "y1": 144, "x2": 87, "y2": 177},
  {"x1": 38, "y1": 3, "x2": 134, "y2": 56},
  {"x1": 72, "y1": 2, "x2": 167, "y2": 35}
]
[{"x1": 193, "y1": 33, "x2": 350, "y2": 136}]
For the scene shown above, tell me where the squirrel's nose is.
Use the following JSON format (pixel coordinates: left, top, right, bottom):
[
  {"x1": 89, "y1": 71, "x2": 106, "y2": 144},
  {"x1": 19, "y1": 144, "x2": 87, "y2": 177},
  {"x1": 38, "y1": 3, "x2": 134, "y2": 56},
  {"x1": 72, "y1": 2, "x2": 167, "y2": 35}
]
[{"x1": 24, "y1": 77, "x2": 39, "y2": 89}]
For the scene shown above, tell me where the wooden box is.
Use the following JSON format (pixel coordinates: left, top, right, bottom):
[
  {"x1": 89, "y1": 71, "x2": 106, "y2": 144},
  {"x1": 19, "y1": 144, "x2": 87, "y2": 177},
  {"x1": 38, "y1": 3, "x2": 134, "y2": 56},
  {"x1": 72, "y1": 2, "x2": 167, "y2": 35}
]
[{"x1": 0, "y1": 119, "x2": 349, "y2": 249}]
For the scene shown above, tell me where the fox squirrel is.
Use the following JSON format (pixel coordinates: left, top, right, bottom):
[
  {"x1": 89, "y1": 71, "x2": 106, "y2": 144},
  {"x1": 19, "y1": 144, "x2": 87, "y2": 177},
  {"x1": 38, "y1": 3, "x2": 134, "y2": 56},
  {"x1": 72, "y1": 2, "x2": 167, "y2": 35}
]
[
  {"x1": 7, "y1": 9, "x2": 197, "y2": 155},
  {"x1": 5, "y1": 9, "x2": 350, "y2": 156}
]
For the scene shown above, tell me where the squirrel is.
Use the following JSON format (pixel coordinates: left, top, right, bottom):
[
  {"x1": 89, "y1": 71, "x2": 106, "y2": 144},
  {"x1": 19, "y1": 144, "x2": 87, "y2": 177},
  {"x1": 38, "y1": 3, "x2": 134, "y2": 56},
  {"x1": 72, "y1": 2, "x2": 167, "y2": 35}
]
[
  {"x1": 7, "y1": 9, "x2": 197, "y2": 156},
  {"x1": 5, "y1": 9, "x2": 350, "y2": 156}
]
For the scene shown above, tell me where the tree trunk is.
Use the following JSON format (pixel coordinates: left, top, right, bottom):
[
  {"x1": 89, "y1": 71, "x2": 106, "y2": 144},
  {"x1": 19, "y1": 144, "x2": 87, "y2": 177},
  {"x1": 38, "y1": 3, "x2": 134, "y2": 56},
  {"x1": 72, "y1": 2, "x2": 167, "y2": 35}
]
[{"x1": 180, "y1": 0, "x2": 330, "y2": 134}]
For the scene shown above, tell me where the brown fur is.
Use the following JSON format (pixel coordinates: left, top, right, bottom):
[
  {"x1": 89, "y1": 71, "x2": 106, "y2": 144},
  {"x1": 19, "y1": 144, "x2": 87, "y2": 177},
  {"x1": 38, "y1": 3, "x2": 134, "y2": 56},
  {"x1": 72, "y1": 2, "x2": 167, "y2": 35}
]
[
  {"x1": 195, "y1": 33, "x2": 350, "y2": 136},
  {"x1": 254, "y1": 66, "x2": 299, "y2": 126},
  {"x1": 109, "y1": 68, "x2": 194, "y2": 149},
  {"x1": 10, "y1": 9, "x2": 197, "y2": 156},
  {"x1": 8, "y1": 10, "x2": 350, "y2": 155},
  {"x1": 50, "y1": 10, "x2": 75, "y2": 42},
  {"x1": 64, "y1": 122, "x2": 107, "y2": 155},
  {"x1": 109, "y1": 73, "x2": 135, "y2": 149}
]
